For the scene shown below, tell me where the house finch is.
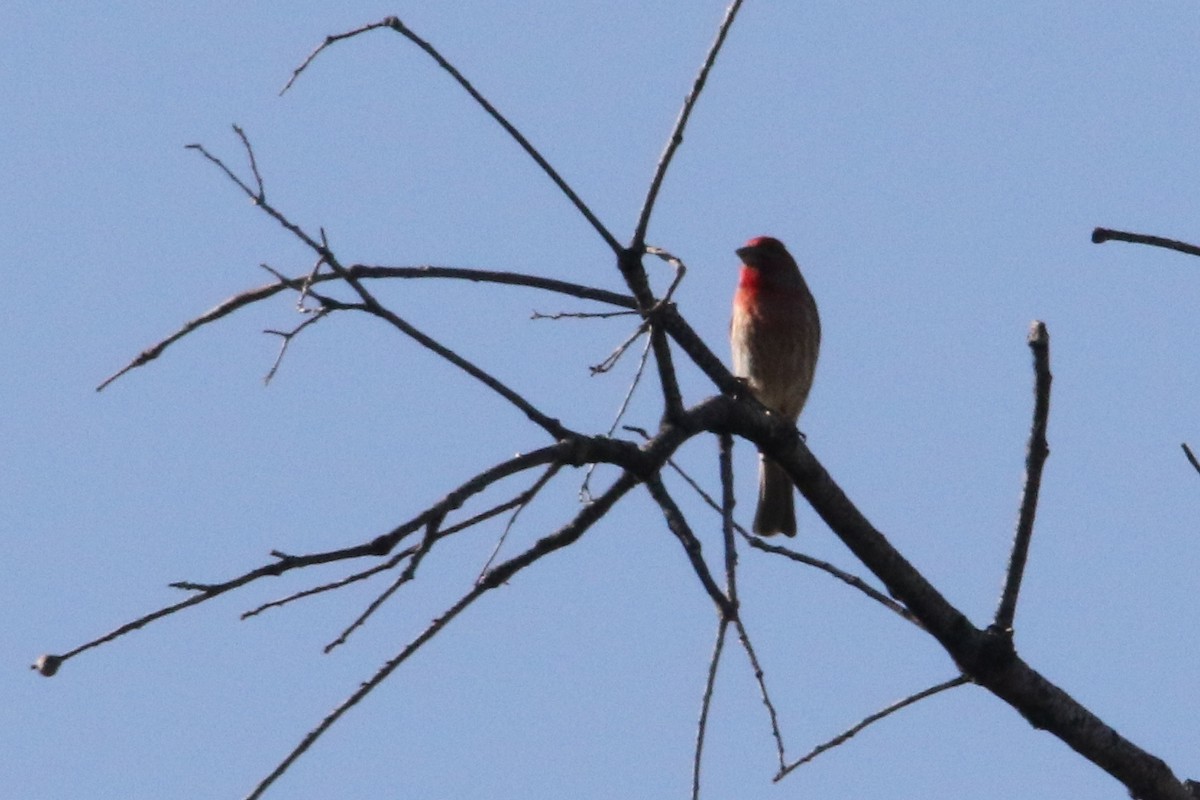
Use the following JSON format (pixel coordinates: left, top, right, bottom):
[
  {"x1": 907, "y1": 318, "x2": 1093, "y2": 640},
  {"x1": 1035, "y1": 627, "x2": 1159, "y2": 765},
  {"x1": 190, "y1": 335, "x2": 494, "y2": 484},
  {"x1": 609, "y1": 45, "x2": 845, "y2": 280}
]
[{"x1": 730, "y1": 236, "x2": 821, "y2": 536}]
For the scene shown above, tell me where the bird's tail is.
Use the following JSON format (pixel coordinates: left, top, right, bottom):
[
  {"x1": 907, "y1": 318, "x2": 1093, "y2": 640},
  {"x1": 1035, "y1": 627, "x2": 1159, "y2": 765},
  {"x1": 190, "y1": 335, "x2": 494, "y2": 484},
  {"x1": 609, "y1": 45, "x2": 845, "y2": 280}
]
[{"x1": 754, "y1": 455, "x2": 796, "y2": 536}]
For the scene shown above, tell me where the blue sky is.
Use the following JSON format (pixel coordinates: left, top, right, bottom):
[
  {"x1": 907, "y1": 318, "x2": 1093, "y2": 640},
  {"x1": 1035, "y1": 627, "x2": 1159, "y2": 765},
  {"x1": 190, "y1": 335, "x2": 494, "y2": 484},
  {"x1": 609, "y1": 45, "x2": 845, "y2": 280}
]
[{"x1": 7, "y1": 3, "x2": 1200, "y2": 798}]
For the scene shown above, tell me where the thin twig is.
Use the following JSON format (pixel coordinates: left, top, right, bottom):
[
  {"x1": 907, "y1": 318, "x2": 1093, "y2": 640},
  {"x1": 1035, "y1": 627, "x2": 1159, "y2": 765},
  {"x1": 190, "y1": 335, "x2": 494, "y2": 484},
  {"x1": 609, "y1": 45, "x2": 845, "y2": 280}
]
[
  {"x1": 245, "y1": 470, "x2": 642, "y2": 799},
  {"x1": 283, "y1": 17, "x2": 621, "y2": 253},
  {"x1": 98, "y1": 264, "x2": 634, "y2": 391},
  {"x1": 531, "y1": 309, "x2": 638, "y2": 321},
  {"x1": 580, "y1": 335, "x2": 654, "y2": 503},
  {"x1": 1182, "y1": 443, "x2": 1200, "y2": 476},
  {"x1": 262, "y1": 309, "x2": 328, "y2": 385},
  {"x1": 476, "y1": 462, "x2": 563, "y2": 580},
  {"x1": 646, "y1": 442, "x2": 917, "y2": 625},
  {"x1": 325, "y1": 521, "x2": 441, "y2": 653},
  {"x1": 776, "y1": 675, "x2": 970, "y2": 780},
  {"x1": 330, "y1": 257, "x2": 572, "y2": 441},
  {"x1": 746, "y1": 537, "x2": 918, "y2": 626},
  {"x1": 693, "y1": 618, "x2": 729, "y2": 800},
  {"x1": 994, "y1": 321, "x2": 1052, "y2": 633},
  {"x1": 645, "y1": 475, "x2": 733, "y2": 616},
  {"x1": 35, "y1": 447, "x2": 564, "y2": 676},
  {"x1": 1092, "y1": 227, "x2": 1200, "y2": 259},
  {"x1": 242, "y1": 546, "x2": 415, "y2": 620},
  {"x1": 644, "y1": 246, "x2": 688, "y2": 306},
  {"x1": 632, "y1": 0, "x2": 746, "y2": 250},
  {"x1": 734, "y1": 617, "x2": 787, "y2": 770},
  {"x1": 590, "y1": 321, "x2": 650, "y2": 375},
  {"x1": 233, "y1": 124, "x2": 265, "y2": 199}
]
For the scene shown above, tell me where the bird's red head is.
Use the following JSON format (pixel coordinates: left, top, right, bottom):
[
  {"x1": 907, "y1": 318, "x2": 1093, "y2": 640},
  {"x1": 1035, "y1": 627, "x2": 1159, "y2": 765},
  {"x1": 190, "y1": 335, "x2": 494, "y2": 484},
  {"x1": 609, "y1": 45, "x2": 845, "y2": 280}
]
[{"x1": 736, "y1": 236, "x2": 790, "y2": 268}]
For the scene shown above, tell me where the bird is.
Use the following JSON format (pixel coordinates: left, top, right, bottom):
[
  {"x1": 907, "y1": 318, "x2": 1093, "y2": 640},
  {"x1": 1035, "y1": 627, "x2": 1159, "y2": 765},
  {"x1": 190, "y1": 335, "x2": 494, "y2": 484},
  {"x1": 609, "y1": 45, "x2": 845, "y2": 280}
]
[{"x1": 730, "y1": 236, "x2": 821, "y2": 536}]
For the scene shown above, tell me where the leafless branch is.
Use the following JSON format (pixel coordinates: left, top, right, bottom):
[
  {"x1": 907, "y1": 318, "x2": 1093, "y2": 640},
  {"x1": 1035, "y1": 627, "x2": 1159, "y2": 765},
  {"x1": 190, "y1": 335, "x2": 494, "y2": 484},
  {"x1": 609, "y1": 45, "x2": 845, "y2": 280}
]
[
  {"x1": 776, "y1": 675, "x2": 970, "y2": 779},
  {"x1": 590, "y1": 321, "x2": 650, "y2": 376},
  {"x1": 994, "y1": 321, "x2": 1052, "y2": 633},
  {"x1": 241, "y1": 546, "x2": 415, "y2": 620},
  {"x1": 35, "y1": 446, "x2": 564, "y2": 674},
  {"x1": 734, "y1": 617, "x2": 787, "y2": 770},
  {"x1": 98, "y1": 263, "x2": 634, "y2": 391},
  {"x1": 476, "y1": 462, "x2": 563, "y2": 580},
  {"x1": 283, "y1": 17, "x2": 621, "y2": 254},
  {"x1": 325, "y1": 521, "x2": 441, "y2": 653},
  {"x1": 326, "y1": 251, "x2": 572, "y2": 440},
  {"x1": 645, "y1": 474, "x2": 733, "y2": 616},
  {"x1": 531, "y1": 309, "x2": 639, "y2": 321},
  {"x1": 1183, "y1": 443, "x2": 1200, "y2": 476},
  {"x1": 644, "y1": 245, "x2": 688, "y2": 305},
  {"x1": 650, "y1": 441, "x2": 917, "y2": 625},
  {"x1": 718, "y1": 433, "x2": 738, "y2": 604},
  {"x1": 1092, "y1": 227, "x2": 1200, "y2": 258},
  {"x1": 246, "y1": 469, "x2": 643, "y2": 799},
  {"x1": 692, "y1": 618, "x2": 729, "y2": 800},
  {"x1": 632, "y1": 0, "x2": 746, "y2": 250},
  {"x1": 262, "y1": 309, "x2": 328, "y2": 384}
]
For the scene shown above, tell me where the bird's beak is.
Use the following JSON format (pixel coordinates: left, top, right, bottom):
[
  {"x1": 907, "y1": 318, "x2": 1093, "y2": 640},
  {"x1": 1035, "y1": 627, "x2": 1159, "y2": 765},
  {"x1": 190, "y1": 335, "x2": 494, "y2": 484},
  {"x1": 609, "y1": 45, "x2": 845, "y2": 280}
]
[{"x1": 736, "y1": 246, "x2": 755, "y2": 263}]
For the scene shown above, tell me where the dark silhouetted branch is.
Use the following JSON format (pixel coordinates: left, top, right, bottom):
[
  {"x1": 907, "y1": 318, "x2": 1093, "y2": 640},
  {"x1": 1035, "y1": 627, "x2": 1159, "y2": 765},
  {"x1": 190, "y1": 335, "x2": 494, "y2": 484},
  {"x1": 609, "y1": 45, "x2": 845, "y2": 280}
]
[
  {"x1": 284, "y1": 17, "x2": 621, "y2": 254},
  {"x1": 1092, "y1": 227, "x2": 1200, "y2": 258},
  {"x1": 994, "y1": 321, "x2": 1052, "y2": 633},
  {"x1": 776, "y1": 675, "x2": 969, "y2": 779}
]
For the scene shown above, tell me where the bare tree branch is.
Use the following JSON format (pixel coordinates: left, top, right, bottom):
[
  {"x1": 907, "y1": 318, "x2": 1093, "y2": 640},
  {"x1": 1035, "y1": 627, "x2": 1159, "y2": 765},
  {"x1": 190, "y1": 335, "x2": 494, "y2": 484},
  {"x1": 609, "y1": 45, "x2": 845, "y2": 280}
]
[
  {"x1": 645, "y1": 474, "x2": 733, "y2": 616},
  {"x1": 632, "y1": 0, "x2": 746, "y2": 250},
  {"x1": 97, "y1": 263, "x2": 635, "y2": 391},
  {"x1": 283, "y1": 17, "x2": 622, "y2": 254},
  {"x1": 1182, "y1": 443, "x2": 1200, "y2": 476},
  {"x1": 654, "y1": 443, "x2": 917, "y2": 625},
  {"x1": 718, "y1": 433, "x2": 738, "y2": 604},
  {"x1": 1092, "y1": 227, "x2": 1200, "y2": 258},
  {"x1": 246, "y1": 468, "x2": 643, "y2": 799},
  {"x1": 692, "y1": 618, "x2": 728, "y2": 800},
  {"x1": 476, "y1": 462, "x2": 563, "y2": 580},
  {"x1": 716, "y1": 386, "x2": 1195, "y2": 800},
  {"x1": 776, "y1": 675, "x2": 970, "y2": 779},
  {"x1": 994, "y1": 321, "x2": 1052, "y2": 633},
  {"x1": 34, "y1": 446, "x2": 565, "y2": 674},
  {"x1": 325, "y1": 521, "x2": 441, "y2": 654},
  {"x1": 734, "y1": 617, "x2": 788, "y2": 770}
]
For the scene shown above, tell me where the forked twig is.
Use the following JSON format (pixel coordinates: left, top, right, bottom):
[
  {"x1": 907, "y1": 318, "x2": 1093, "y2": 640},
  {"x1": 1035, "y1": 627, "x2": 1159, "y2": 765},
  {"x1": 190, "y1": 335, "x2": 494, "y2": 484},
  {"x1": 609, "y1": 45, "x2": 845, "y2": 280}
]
[
  {"x1": 98, "y1": 263, "x2": 635, "y2": 391},
  {"x1": 580, "y1": 335, "x2": 654, "y2": 502},
  {"x1": 644, "y1": 440, "x2": 917, "y2": 625},
  {"x1": 283, "y1": 17, "x2": 621, "y2": 254},
  {"x1": 245, "y1": 469, "x2": 642, "y2": 799},
  {"x1": 34, "y1": 447, "x2": 564, "y2": 675},
  {"x1": 325, "y1": 522, "x2": 441, "y2": 653},
  {"x1": 776, "y1": 675, "x2": 970, "y2": 779},
  {"x1": 994, "y1": 321, "x2": 1052, "y2": 632},
  {"x1": 241, "y1": 546, "x2": 416, "y2": 620},
  {"x1": 263, "y1": 309, "x2": 328, "y2": 384},
  {"x1": 644, "y1": 246, "x2": 688, "y2": 307}
]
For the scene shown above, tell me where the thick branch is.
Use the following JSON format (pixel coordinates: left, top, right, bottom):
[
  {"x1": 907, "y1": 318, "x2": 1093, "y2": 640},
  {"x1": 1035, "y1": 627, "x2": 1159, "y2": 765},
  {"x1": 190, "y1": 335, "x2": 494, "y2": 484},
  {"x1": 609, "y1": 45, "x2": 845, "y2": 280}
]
[{"x1": 705, "y1": 392, "x2": 1193, "y2": 800}]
